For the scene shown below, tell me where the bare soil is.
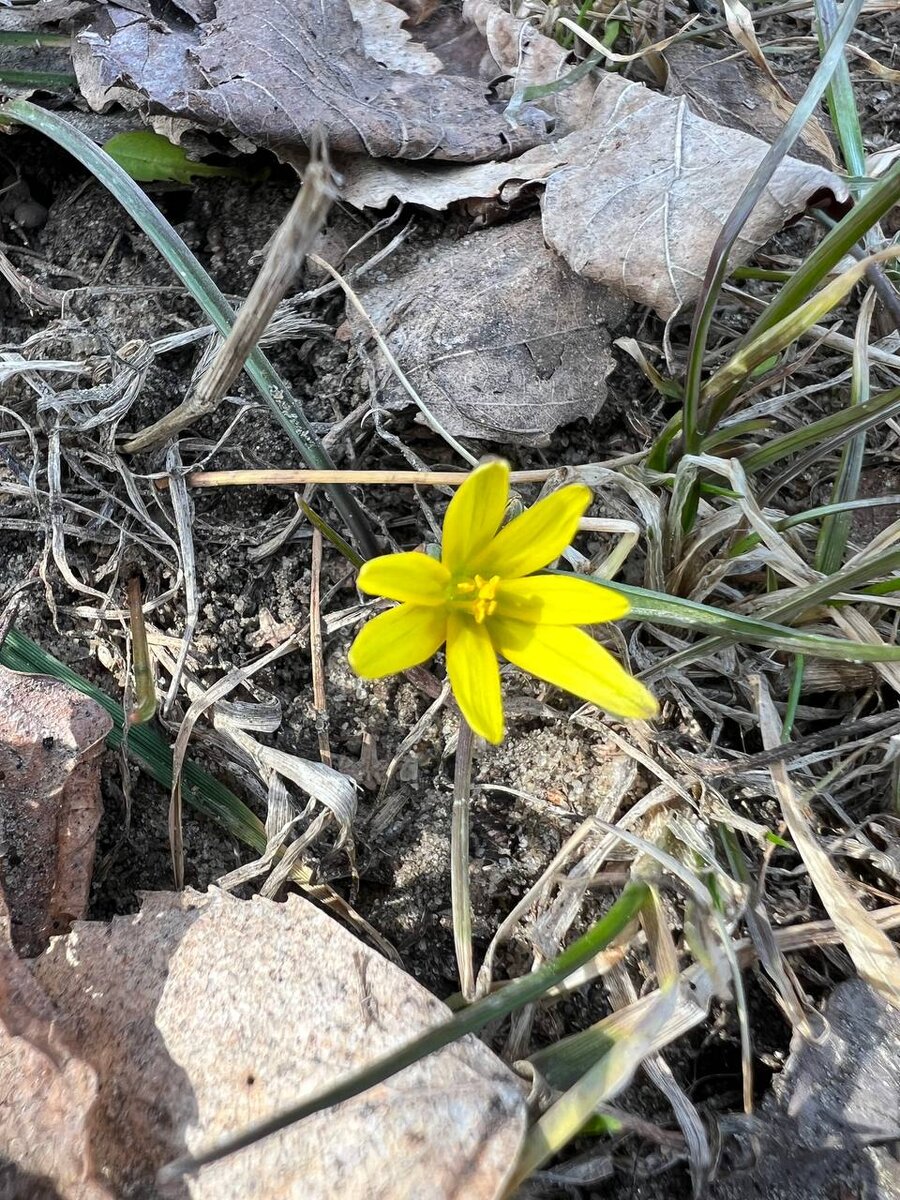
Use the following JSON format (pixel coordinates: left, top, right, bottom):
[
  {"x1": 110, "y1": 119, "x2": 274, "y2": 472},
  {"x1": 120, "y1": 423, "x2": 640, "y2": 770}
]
[{"x1": 1, "y1": 52, "x2": 896, "y2": 1189}]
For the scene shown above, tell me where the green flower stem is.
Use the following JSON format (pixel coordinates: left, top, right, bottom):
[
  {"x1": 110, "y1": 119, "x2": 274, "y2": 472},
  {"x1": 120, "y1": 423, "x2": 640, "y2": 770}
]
[{"x1": 451, "y1": 718, "x2": 476, "y2": 1000}]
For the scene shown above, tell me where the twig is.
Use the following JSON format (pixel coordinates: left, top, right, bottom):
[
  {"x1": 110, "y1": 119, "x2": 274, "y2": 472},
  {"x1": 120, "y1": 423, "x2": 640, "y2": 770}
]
[{"x1": 155, "y1": 468, "x2": 575, "y2": 491}]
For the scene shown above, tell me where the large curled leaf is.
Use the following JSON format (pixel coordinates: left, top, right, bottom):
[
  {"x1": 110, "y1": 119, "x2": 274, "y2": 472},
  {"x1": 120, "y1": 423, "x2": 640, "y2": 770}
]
[{"x1": 73, "y1": 0, "x2": 546, "y2": 162}]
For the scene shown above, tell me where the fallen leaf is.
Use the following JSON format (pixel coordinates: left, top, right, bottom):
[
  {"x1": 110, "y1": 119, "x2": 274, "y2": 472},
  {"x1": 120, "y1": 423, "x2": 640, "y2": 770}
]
[
  {"x1": 33, "y1": 887, "x2": 528, "y2": 1198},
  {"x1": 539, "y1": 75, "x2": 845, "y2": 318},
  {"x1": 348, "y1": 216, "x2": 630, "y2": 443},
  {"x1": 0, "y1": 665, "x2": 111, "y2": 957},
  {"x1": 0, "y1": 893, "x2": 110, "y2": 1200},
  {"x1": 347, "y1": 0, "x2": 443, "y2": 74},
  {"x1": 74, "y1": 0, "x2": 546, "y2": 162},
  {"x1": 663, "y1": 40, "x2": 835, "y2": 167}
]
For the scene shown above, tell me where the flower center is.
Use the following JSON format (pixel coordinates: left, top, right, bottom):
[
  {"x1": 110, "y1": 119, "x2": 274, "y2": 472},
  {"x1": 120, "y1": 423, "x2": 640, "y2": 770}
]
[{"x1": 453, "y1": 574, "x2": 500, "y2": 624}]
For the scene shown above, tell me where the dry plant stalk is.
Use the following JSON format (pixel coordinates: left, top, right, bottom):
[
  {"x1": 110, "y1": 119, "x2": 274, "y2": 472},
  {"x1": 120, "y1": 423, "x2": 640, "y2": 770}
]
[
  {"x1": 755, "y1": 676, "x2": 900, "y2": 1010},
  {"x1": 155, "y1": 468, "x2": 557, "y2": 490},
  {"x1": 124, "y1": 155, "x2": 336, "y2": 452}
]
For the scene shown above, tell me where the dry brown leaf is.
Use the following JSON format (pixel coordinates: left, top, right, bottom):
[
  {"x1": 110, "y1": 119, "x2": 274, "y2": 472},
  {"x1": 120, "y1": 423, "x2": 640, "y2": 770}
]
[
  {"x1": 347, "y1": 216, "x2": 630, "y2": 444},
  {"x1": 663, "y1": 41, "x2": 835, "y2": 167},
  {"x1": 33, "y1": 887, "x2": 528, "y2": 1199},
  {"x1": 74, "y1": 0, "x2": 546, "y2": 162},
  {"x1": 0, "y1": 665, "x2": 111, "y2": 957},
  {"x1": 540, "y1": 75, "x2": 844, "y2": 318},
  {"x1": 755, "y1": 677, "x2": 900, "y2": 1011},
  {"x1": 0, "y1": 893, "x2": 110, "y2": 1200}
]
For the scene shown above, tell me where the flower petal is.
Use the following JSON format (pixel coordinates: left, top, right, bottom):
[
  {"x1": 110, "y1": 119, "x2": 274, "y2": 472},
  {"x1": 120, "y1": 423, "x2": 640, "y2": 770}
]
[
  {"x1": 495, "y1": 574, "x2": 630, "y2": 625},
  {"x1": 441, "y1": 459, "x2": 510, "y2": 574},
  {"x1": 470, "y1": 484, "x2": 591, "y2": 580},
  {"x1": 446, "y1": 611, "x2": 504, "y2": 743},
  {"x1": 357, "y1": 552, "x2": 449, "y2": 605},
  {"x1": 490, "y1": 618, "x2": 658, "y2": 720},
  {"x1": 348, "y1": 603, "x2": 447, "y2": 678}
]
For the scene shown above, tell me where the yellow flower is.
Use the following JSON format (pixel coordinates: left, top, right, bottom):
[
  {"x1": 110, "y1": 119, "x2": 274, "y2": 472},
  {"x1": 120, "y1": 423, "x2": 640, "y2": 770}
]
[{"x1": 348, "y1": 460, "x2": 658, "y2": 743}]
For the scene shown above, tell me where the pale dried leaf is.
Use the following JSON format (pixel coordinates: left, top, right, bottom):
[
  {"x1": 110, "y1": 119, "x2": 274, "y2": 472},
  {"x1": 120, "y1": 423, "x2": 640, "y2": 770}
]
[
  {"x1": 348, "y1": 217, "x2": 630, "y2": 444},
  {"x1": 0, "y1": 895, "x2": 109, "y2": 1199},
  {"x1": 347, "y1": 0, "x2": 443, "y2": 74},
  {"x1": 342, "y1": 72, "x2": 844, "y2": 318},
  {"x1": 540, "y1": 76, "x2": 845, "y2": 318},
  {"x1": 756, "y1": 678, "x2": 900, "y2": 1010},
  {"x1": 0, "y1": 666, "x2": 111, "y2": 957},
  {"x1": 33, "y1": 888, "x2": 528, "y2": 1199}
]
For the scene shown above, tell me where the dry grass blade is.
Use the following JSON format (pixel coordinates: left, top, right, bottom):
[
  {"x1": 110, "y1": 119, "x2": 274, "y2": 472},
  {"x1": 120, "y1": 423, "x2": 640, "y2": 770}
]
[
  {"x1": 309, "y1": 527, "x2": 331, "y2": 767},
  {"x1": 125, "y1": 160, "x2": 335, "y2": 451},
  {"x1": 755, "y1": 675, "x2": 900, "y2": 1009},
  {"x1": 161, "y1": 441, "x2": 199, "y2": 719}
]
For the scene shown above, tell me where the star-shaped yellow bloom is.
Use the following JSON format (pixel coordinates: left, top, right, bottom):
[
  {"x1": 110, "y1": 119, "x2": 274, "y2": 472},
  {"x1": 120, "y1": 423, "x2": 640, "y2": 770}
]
[{"x1": 348, "y1": 460, "x2": 658, "y2": 743}]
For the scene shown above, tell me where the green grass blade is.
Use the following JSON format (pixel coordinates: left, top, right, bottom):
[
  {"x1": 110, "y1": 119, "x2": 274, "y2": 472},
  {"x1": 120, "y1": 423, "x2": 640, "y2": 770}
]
[
  {"x1": 681, "y1": 0, "x2": 866, "y2": 456},
  {"x1": 510, "y1": 983, "x2": 677, "y2": 1186},
  {"x1": 635, "y1": 537, "x2": 900, "y2": 679},
  {"x1": 159, "y1": 882, "x2": 650, "y2": 1182},
  {"x1": 0, "y1": 68, "x2": 76, "y2": 88},
  {"x1": 0, "y1": 32, "x2": 71, "y2": 48},
  {"x1": 729, "y1": 494, "x2": 900, "y2": 556},
  {"x1": 814, "y1": 0, "x2": 866, "y2": 182},
  {"x1": 742, "y1": 383, "x2": 900, "y2": 475},
  {"x1": 0, "y1": 99, "x2": 378, "y2": 559},
  {"x1": 737, "y1": 163, "x2": 900, "y2": 346},
  {"x1": 597, "y1": 577, "x2": 900, "y2": 662},
  {"x1": 701, "y1": 249, "x2": 899, "y2": 405},
  {"x1": 701, "y1": 161, "x2": 900, "y2": 437},
  {"x1": 816, "y1": 289, "x2": 874, "y2": 573}
]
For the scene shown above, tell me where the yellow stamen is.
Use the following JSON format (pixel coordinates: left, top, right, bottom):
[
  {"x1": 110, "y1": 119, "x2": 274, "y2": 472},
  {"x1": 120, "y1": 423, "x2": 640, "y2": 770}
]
[
  {"x1": 451, "y1": 574, "x2": 501, "y2": 623},
  {"x1": 471, "y1": 574, "x2": 500, "y2": 624}
]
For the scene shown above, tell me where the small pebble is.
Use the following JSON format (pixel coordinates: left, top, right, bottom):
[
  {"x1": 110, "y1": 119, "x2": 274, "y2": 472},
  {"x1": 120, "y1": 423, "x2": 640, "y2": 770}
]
[{"x1": 14, "y1": 200, "x2": 47, "y2": 230}]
